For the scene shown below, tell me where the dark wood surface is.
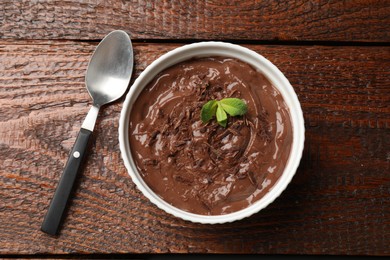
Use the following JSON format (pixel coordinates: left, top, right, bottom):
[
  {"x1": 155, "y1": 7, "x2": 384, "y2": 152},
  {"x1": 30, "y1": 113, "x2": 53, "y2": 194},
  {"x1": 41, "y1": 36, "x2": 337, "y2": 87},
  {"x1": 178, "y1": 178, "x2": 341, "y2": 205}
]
[
  {"x1": 1, "y1": 0, "x2": 390, "y2": 42},
  {"x1": 0, "y1": 0, "x2": 389, "y2": 257}
]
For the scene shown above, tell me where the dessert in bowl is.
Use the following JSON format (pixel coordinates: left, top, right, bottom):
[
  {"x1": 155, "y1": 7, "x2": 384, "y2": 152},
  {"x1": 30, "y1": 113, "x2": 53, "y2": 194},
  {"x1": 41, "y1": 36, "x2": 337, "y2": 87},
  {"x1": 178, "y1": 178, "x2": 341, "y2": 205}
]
[{"x1": 119, "y1": 42, "x2": 304, "y2": 224}]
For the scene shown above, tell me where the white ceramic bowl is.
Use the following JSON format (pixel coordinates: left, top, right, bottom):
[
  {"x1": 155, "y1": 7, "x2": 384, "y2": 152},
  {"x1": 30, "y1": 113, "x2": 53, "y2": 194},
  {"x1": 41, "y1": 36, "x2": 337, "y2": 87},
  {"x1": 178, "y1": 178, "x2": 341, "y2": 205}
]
[{"x1": 119, "y1": 42, "x2": 305, "y2": 224}]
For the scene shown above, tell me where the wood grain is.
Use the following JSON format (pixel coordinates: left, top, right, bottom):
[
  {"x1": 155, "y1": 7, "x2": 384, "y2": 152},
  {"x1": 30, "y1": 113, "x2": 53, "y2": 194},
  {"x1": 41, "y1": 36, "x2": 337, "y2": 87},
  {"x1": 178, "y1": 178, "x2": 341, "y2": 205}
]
[
  {"x1": 1, "y1": 0, "x2": 390, "y2": 42},
  {"x1": 0, "y1": 41, "x2": 389, "y2": 255}
]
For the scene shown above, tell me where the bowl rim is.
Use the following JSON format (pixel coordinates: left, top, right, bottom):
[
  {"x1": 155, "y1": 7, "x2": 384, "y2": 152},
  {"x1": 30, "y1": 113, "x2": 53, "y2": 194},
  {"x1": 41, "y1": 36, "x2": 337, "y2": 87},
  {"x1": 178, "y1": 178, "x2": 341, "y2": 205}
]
[{"x1": 119, "y1": 41, "x2": 305, "y2": 224}]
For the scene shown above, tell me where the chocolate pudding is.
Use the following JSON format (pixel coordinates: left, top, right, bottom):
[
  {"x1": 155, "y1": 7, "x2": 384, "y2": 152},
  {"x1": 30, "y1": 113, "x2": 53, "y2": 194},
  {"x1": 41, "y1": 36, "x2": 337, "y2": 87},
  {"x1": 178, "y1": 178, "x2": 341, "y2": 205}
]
[{"x1": 129, "y1": 57, "x2": 293, "y2": 215}]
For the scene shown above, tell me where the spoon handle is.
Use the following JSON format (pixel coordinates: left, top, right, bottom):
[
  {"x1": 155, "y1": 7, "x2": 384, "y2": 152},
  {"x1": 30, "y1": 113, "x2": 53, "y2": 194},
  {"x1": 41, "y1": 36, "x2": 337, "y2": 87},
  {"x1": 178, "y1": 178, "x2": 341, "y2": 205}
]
[{"x1": 41, "y1": 128, "x2": 92, "y2": 236}]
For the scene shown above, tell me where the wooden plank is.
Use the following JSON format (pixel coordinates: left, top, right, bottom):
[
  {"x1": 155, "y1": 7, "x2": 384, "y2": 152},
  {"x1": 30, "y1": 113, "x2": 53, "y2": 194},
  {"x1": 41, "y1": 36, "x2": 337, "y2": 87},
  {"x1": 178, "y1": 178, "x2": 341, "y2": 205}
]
[
  {"x1": 1, "y1": 0, "x2": 390, "y2": 42},
  {"x1": 0, "y1": 41, "x2": 389, "y2": 255}
]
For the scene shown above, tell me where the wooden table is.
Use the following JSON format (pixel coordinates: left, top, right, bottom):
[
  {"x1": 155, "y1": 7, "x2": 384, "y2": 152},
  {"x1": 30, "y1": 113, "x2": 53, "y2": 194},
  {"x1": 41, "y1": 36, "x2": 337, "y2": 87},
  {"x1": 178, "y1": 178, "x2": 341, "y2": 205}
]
[{"x1": 1, "y1": 0, "x2": 389, "y2": 257}]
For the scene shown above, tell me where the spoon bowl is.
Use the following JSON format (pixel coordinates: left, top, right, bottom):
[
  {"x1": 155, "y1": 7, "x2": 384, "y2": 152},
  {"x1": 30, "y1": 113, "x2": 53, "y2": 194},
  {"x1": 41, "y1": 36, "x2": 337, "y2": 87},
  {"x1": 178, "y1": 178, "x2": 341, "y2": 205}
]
[{"x1": 86, "y1": 31, "x2": 133, "y2": 107}]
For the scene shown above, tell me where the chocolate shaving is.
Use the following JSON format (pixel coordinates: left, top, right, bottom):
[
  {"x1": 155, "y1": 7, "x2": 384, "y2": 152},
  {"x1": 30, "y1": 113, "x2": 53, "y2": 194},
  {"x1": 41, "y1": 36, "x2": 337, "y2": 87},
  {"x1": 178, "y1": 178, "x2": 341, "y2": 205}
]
[
  {"x1": 215, "y1": 129, "x2": 230, "y2": 141},
  {"x1": 236, "y1": 171, "x2": 247, "y2": 179},
  {"x1": 174, "y1": 141, "x2": 187, "y2": 147},
  {"x1": 227, "y1": 127, "x2": 240, "y2": 136},
  {"x1": 142, "y1": 158, "x2": 159, "y2": 167},
  {"x1": 176, "y1": 163, "x2": 184, "y2": 170},
  {"x1": 248, "y1": 171, "x2": 257, "y2": 186},
  {"x1": 151, "y1": 130, "x2": 160, "y2": 139},
  {"x1": 173, "y1": 173, "x2": 193, "y2": 185},
  {"x1": 168, "y1": 150, "x2": 178, "y2": 158},
  {"x1": 194, "y1": 159, "x2": 205, "y2": 168},
  {"x1": 198, "y1": 197, "x2": 212, "y2": 211},
  {"x1": 157, "y1": 109, "x2": 164, "y2": 118},
  {"x1": 205, "y1": 175, "x2": 213, "y2": 184},
  {"x1": 199, "y1": 127, "x2": 207, "y2": 133}
]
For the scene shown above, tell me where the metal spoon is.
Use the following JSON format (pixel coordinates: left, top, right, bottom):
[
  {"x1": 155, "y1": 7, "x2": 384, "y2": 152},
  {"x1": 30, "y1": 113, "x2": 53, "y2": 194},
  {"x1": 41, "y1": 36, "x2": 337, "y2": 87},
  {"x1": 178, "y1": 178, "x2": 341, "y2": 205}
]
[{"x1": 41, "y1": 30, "x2": 133, "y2": 236}]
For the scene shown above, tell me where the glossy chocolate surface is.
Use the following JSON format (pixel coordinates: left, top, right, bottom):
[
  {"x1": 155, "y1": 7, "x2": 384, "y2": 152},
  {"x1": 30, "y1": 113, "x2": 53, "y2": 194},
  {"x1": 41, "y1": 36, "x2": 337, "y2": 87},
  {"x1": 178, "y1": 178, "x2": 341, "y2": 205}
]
[{"x1": 129, "y1": 57, "x2": 293, "y2": 215}]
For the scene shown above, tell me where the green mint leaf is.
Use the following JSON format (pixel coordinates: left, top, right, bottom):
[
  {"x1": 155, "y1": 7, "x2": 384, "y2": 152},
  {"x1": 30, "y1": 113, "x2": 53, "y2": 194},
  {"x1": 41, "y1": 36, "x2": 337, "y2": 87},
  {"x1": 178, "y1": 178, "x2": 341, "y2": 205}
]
[
  {"x1": 216, "y1": 102, "x2": 227, "y2": 127},
  {"x1": 218, "y1": 118, "x2": 227, "y2": 128},
  {"x1": 220, "y1": 98, "x2": 247, "y2": 116},
  {"x1": 201, "y1": 100, "x2": 217, "y2": 123}
]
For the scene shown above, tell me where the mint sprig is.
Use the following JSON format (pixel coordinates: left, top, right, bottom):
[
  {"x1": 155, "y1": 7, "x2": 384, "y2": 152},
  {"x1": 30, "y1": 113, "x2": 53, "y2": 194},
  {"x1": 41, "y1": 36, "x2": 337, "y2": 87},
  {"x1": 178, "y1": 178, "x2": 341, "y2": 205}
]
[{"x1": 201, "y1": 98, "x2": 247, "y2": 127}]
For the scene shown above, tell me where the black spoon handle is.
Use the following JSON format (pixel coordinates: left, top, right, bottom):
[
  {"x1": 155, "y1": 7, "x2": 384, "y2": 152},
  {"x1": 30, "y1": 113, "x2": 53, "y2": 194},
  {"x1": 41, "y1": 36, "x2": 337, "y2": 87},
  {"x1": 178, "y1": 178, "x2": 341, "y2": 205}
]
[{"x1": 41, "y1": 128, "x2": 92, "y2": 236}]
